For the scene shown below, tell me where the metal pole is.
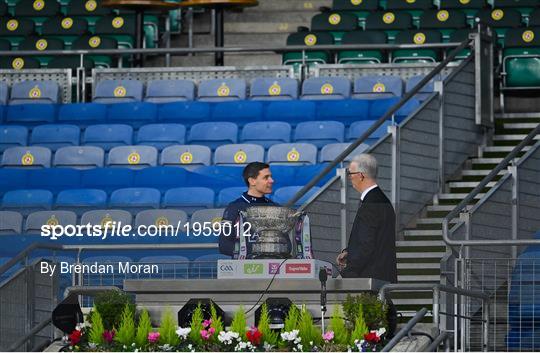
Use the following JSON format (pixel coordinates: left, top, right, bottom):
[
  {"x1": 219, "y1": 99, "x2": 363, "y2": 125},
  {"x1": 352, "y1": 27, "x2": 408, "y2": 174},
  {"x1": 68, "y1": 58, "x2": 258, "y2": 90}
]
[
  {"x1": 381, "y1": 308, "x2": 428, "y2": 352},
  {"x1": 509, "y1": 160, "x2": 519, "y2": 260},
  {"x1": 433, "y1": 285, "x2": 441, "y2": 333},
  {"x1": 482, "y1": 300, "x2": 490, "y2": 352},
  {"x1": 390, "y1": 125, "x2": 401, "y2": 236},
  {"x1": 435, "y1": 80, "x2": 445, "y2": 193},
  {"x1": 338, "y1": 168, "x2": 348, "y2": 251},
  {"x1": 214, "y1": 7, "x2": 224, "y2": 66}
]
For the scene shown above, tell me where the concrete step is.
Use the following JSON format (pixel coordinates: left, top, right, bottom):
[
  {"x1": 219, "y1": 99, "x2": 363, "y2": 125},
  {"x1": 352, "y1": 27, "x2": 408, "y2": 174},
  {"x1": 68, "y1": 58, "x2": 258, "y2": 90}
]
[
  {"x1": 481, "y1": 145, "x2": 531, "y2": 154},
  {"x1": 398, "y1": 274, "x2": 441, "y2": 282},
  {"x1": 225, "y1": 11, "x2": 317, "y2": 23},
  {"x1": 493, "y1": 134, "x2": 540, "y2": 142},
  {"x1": 403, "y1": 229, "x2": 443, "y2": 237},
  {"x1": 194, "y1": 33, "x2": 289, "y2": 47},
  {"x1": 448, "y1": 181, "x2": 497, "y2": 189},
  {"x1": 248, "y1": 0, "x2": 331, "y2": 11},
  {"x1": 427, "y1": 204, "x2": 473, "y2": 213},
  {"x1": 398, "y1": 263, "x2": 441, "y2": 270},
  {"x1": 470, "y1": 157, "x2": 505, "y2": 165},
  {"x1": 494, "y1": 112, "x2": 540, "y2": 120},
  {"x1": 397, "y1": 252, "x2": 446, "y2": 259},
  {"x1": 397, "y1": 240, "x2": 446, "y2": 247},
  {"x1": 461, "y1": 169, "x2": 507, "y2": 177},
  {"x1": 224, "y1": 22, "x2": 307, "y2": 34},
  {"x1": 503, "y1": 122, "x2": 539, "y2": 130},
  {"x1": 169, "y1": 52, "x2": 282, "y2": 67}
]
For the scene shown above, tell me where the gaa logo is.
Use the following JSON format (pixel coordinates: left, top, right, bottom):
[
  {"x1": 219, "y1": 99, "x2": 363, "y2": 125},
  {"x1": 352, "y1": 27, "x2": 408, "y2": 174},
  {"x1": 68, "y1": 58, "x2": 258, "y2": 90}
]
[
  {"x1": 287, "y1": 148, "x2": 300, "y2": 162},
  {"x1": 268, "y1": 82, "x2": 281, "y2": 96},
  {"x1": 522, "y1": 30, "x2": 535, "y2": 43},
  {"x1": 304, "y1": 34, "x2": 317, "y2": 46},
  {"x1": 12, "y1": 57, "x2": 25, "y2": 70},
  {"x1": 47, "y1": 215, "x2": 59, "y2": 227},
  {"x1": 383, "y1": 12, "x2": 395, "y2": 24},
  {"x1": 29, "y1": 86, "x2": 42, "y2": 99},
  {"x1": 414, "y1": 32, "x2": 426, "y2": 44},
  {"x1": 85, "y1": 0, "x2": 97, "y2": 12},
  {"x1": 437, "y1": 10, "x2": 449, "y2": 22},
  {"x1": 7, "y1": 19, "x2": 19, "y2": 31},
  {"x1": 112, "y1": 17, "x2": 125, "y2": 29},
  {"x1": 155, "y1": 216, "x2": 169, "y2": 227},
  {"x1": 372, "y1": 83, "x2": 386, "y2": 93},
  {"x1": 101, "y1": 215, "x2": 113, "y2": 229},
  {"x1": 233, "y1": 150, "x2": 247, "y2": 164},
  {"x1": 33, "y1": 0, "x2": 45, "y2": 11},
  {"x1": 127, "y1": 152, "x2": 141, "y2": 165},
  {"x1": 62, "y1": 17, "x2": 74, "y2": 29},
  {"x1": 113, "y1": 86, "x2": 126, "y2": 97},
  {"x1": 351, "y1": 0, "x2": 362, "y2": 5},
  {"x1": 217, "y1": 83, "x2": 230, "y2": 97},
  {"x1": 219, "y1": 264, "x2": 234, "y2": 272},
  {"x1": 36, "y1": 39, "x2": 48, "y2": 51},
  {"x1": 491, "y1": 9, "x2": 504, "y2": 21},
  {"x1": 328, "y1": 14, "x2": 341, "y2": 25},
  {"x1": 180, "y1": 151, "x2": 193, "y2": 164},
  {"x1": 89, "y1": 36, "x2": 101, "y2": 48},
  {"x1": 21, "y1": 152, "x2": 34, "y2": 166},
  {"x1": 320, "y1": 83, "x2": 334, "y2": 95}
]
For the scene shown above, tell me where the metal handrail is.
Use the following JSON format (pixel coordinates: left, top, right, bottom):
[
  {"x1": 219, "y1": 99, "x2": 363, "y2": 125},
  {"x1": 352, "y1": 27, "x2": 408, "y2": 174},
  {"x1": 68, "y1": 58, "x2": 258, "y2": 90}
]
[
  {"x1": 285, "y1": 36, "x2": 474, "y2": 207},
  {"x1": 425, "y1": 331, "x2": 450, "y2": 352},
  {"x1": 381, "y1": 307, "x2": 429, "y2": 352},
  {"x1": 7, "y1": 317, "x2": 52, "y2": 352},
  {"x1": 442, "y1": 123, "x2": 540, "y2": 247}
]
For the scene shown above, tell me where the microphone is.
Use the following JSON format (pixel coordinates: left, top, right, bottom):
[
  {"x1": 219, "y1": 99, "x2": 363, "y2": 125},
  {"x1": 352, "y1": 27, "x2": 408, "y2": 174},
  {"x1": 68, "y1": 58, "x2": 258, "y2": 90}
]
[{"x1": 319, "y1": 268, "x2": 328, "y2": 333}]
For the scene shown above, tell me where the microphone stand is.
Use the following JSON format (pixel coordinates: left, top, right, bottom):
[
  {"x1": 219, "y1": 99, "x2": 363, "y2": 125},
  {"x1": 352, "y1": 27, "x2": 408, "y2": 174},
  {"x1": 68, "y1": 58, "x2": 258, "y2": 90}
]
[{"x1": 319, "y1": 268, "x2": 328, "y2": 333}]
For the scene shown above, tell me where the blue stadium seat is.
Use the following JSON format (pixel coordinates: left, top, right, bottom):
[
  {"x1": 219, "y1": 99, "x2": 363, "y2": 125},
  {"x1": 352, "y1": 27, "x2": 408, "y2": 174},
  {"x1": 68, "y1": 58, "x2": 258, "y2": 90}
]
[
  {"x1": 2, "y1": 189, "x2": 53, "y2": 215},
  {"x1": 134, "y1": 167, "x2": 188, "y2": 192},
  {"x1": 315, "y1": 100, "x2": 371, "y2": 126},
  {"x1": 267, "y1": 143, "x2": 318, "y2": 165},
  {"x1": 157, "y1": 101, "x2": 211, "y2": 127},
  {"x1": 294, "y1": 121, "x2": 345, "y2": 148},
  {"x1": 9, "y1": 81, "x2": 61, "y2": 105},
  {"x1": 80, "y1": 210, "x2": 133, "y2": 229},
  {"x1": 212, "y1": 101, "x2": 263, "y2": 127},
  {"x1": 301, "y1": 77, "x2": 351, "y2": 100},
  {"x1": 241, "y1": 121, "x2": 291, "y2": 149},
  {"x1": 57, "y1": 103, "x2": 107, "y2": 126},
  {"x1": 5, "y1": 104, "x2": 57, "y2": 124},
  {"x1": 55, "y1": 189, "x2": 107, "y2": 215},
  {"x1": 0, "y1": 211, "x2": 23, "y2": 234},
  {"x1": 29, "y1": 124, "x2": 80, "y2": 151},
  {"x1": 93, "y1": 79, "x2": 144, "y2": 103},
  {"x1": 24, "y1": 210, "x2": 77, "y2": 234},
  {"x1": 82, "y1": 124, "x2": 133, "y2": 151},
  {"x1": 163, "y1": 187, "x2": 215, "y2": 215},
  {"x1": 160, "y1": 145, "x2": 212, "y2": 170},
  {"x1": 1, "y1": 146, "x2": 52, "y2": 168},
  {"x1": 27, "y1": 168, "x2": 81, "y2": 193},
  {"x1": 0, "y1": 82, "x2": 8, "y2": 105},
  {"x1": 110, "y1": 187, "x2": 161, "y2": 212},
  {"x1": 187, "y1": 122, "x2": 238, "y2": 150},
  {"x1": 81, "y1": 255, "x2": 133, "y2": 286},
  {"x1": 406, "y1": 74, "x2": 440, "y2": 101},
  {"x1": 145, "y1": 79, "x2": 195, "y2": 103},
  {"x1": 135, "y1": 124, "x2": 186, "y2": 150},
  {"x1": 106, "y1": 102, "x2": 157, "y2": 127},
  {"x1": 191, "y1": 253, "x2": 229, "y2": 278},
  {"x1": 353, "y1": 75, "x2": 404, "y2": 98},
  {"x1": 107, "y1": 145, "x2": 158, "y2": 169},
  {"x1": 217, "y1": 187, "x2": 246, "y2": 207},
  {"x1": 273, "y1": 186, "x2": 321, "y2": 206},
  {"x1": 135, "y1": 209, "x2": 188, "y2": 232},
  {"x1": 81, "y1": 168, "x2": 135, "y2": 194},
  {"x1": 265, "y1": 101, "x2": 316, "y2": 126},
  {"x1": 190, "y1": 208, "x2": 225, "y2": 226},
  {"x1": 53, "y1": 146, "x2": 105, "y2": 169},
  {"x1": 198, "y1": 79, "x2": 247, "y2": 102},
  {"x1": 138, "y1": 255, "x2": 190, "y2": 279},
  {"x1": 214, "y1": 144, "x2": 265, "y2": 166},
  {"x1": 347, "y1": 120, "x2": 392, "y2": 144},
  {"x1": 319, "y1": 142, "x2": 370, "y2": 163},
  {"x1": 250, "y1": 78, "x2": 299, "y2": 100},
  {"x1": 0, "y1": 125, "x2": 28, "y2": 153},
  {"x1": 395, "y1": 98, "x2": 421, "y2": 122},
  {"x1": 0, "y1": 169, "x2": 28, "y2": 196},
  {"x1": 192, "y1": 166, "x2": 244, "y2": 187}
]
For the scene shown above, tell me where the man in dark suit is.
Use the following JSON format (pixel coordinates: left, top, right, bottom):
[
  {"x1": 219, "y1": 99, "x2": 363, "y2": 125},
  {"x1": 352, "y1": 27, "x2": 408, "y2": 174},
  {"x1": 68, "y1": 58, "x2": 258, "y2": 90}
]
[{"x1": 336, "y1": 153, "x2": 397, "y2": 283}]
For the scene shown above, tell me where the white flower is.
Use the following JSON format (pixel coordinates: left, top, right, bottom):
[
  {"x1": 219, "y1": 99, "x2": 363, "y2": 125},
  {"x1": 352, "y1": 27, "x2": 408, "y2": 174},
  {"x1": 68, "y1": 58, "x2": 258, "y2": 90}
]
[
  {"x1": 376, "y1": 327, "x2": 386, "y2": 337},
  {"x1": 176, "y1": 326, "x2": 191, "y2": 339},
  {"x1": 123, "y1": 345, "x2": 127, "y2": 349},
  {"x1": 263, "y1": 342, "x2": 274, "y2": 351},
  {"x1": 88, "y1": 342, "x2": 97, "y2": 349},
  {"x1": 159, "y1": 344, "x2": 173, "y2": 351},
  {"x1": 218, "y1": 330, "x2": 241, "y2": 345},
  {"x1": 135, "y1": 350, "x2": 139, "y2": 353},
  {"x1": 188, "y1": 344, "x2": 192, "y2": 350},
  {"x1": 281, "y1": 329, "x2": 300, "y2": 341},
  {"x1": 297, "y1": 343, "x2": 303, "y2": 351},
  {"x1": 132, "y1": 343, "x2": 136, "y2": 346}
]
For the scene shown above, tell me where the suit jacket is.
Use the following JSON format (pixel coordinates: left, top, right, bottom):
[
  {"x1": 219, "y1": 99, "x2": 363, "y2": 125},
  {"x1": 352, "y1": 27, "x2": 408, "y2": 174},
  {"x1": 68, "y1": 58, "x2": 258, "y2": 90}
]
[{"x1": 341, "y1": 186, "x2": 397, "y2": 283}]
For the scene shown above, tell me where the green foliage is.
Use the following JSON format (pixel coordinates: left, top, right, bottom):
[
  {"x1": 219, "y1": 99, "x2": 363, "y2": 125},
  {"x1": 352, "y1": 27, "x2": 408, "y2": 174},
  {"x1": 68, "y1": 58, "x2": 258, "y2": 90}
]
[
  {"x1": 283, "y1": 304, "x2": 300, "y2": 332},
  {"x1": 349, "y1": 304, "x2": 369, "y2": 345},
  {"x1": 189, "y1": 304, "x2": 204, "y2": 346},
  {"x1": 210, "y1": 304, "x2": 224, "y2": 340},
  {"x1": 158, "y1": 308, "x2": 179, "y2": 346},
  {"x1": 115, "y1": 304, "x2": 136, "y2": 346},
  {"x1": 257, "y1": 303, "x2": 278, "y2": 346},
  {"x1": 328, "y1": 305, "x2": 348, "y2": 345},
  {"x1": 343, "y1": 293, "x2": 388, "y2": 330},
  {"x1": 230, "y1": 306, "x2": 247, "y2": 339},
  {"x1": 135, "y1": 309, "x2": 152, "y2": 348},
  {"x1": 94, "y1": 290, "x2": 136, "y2": 330},
  {"x1": 87, "y1": 307, "x2": 105, "y2": 345},
  {"x1": 298, "y1": 305, "x2": 322, "y2": 348}
]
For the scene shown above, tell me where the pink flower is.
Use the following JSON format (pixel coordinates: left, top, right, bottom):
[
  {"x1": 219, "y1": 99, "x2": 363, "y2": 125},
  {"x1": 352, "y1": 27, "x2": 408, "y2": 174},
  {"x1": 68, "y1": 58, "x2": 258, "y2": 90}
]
[
  {"x1": 148, "y1": 331, "x2": 160, "y2": 343},
  {"x1": 103, "y1": 329, "x2": 115, "y2": 343},
  {"x1": 322, "y1": 331, "x2": 334, "y2": 342},
  {"x1": 203, "y1": 319, "x2": 212, "y2": 328},
  {"x1": 200, "y1": 329, "x2": 212, "y2": 340}
]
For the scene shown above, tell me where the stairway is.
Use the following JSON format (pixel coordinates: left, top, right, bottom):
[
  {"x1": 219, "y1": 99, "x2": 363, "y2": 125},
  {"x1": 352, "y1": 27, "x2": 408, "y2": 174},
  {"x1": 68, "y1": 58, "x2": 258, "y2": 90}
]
[
  {"x1": 393, "y1": 114, "x2": 540, "y2": 319},
  {"x1": 167, "y1": 0, "x2": 330, "y2": 67}
]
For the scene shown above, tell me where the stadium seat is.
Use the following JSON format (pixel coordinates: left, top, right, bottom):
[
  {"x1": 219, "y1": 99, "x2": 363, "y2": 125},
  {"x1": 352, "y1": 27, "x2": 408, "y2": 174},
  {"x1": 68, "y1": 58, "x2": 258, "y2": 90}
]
[
  {"x1": 212, "y1": 101, "x2": 263, "y2": 127},
  {"x1": 135, "y1": 124, "x2": 186, "y2": 150},
  {"x1": 503, "y1": 27, "x2": 540, "y2": 87},
  {"x1": 134, "y1": 167, "x2": 187, "y2": 192},
  {"x1": 283, "y1": 31, "x2": 334, "y2": 66},
  {"x1": 250, "y1": 78, "x2": 299, "y2": 100},
  {"x1": 107, "y1": 145, "x2": 158, "y2": 169},
  {"x1": 81, "y1": 168, "x2": 135, "y2": 194},
  {"x1": 93, "y1": 79, "x2": 144, "y2": 103},
  {"x1": 0, "y1": 38, "x2": 10, "y2": 51},
  {"x1": 5, "y1": 104, "x2": 57, "y2": 124},
  {"x1": 160, "y1": 145, "x2": 212, "y2": 170},
  {"x1": 265, "y1": 100, "x2": 316, "y2": 126},
  {"x1": 198, "y1": 79, "x2": 247, "y2": 102},
  {"x1": 58, "y1": 103, "x2": 107, "y2": 126},
  {"x1": 267, "y1": 143, "x2": 318, "y2": 165},
  {"x1": 190, "y1": 208, "x2": 225, "y2": 226},
  {"x1": 110, "y1": 187, "x2": 161, "y2": 212},
  {"x1": 0, "y1": 82, "x2": 8, "y2": 105},
  {"x1": 81, "y1": 255, "x2": 133, "y2": 286},
  {"x1": 475, "y1": 9, "x2": 523, "y2": 44},
  {"x1": 301, "y1": 77, "x2": 352, "y2": 100},
  {"x1": 41, "y1": 16, "x2": 88, "y2": 48},
  {"x1": 406, "y1": 74, "x2": 441, "y2": 101},
  {"x1": 1, "y1": 146, "x2": 52, "y2": 168},
  {"x1": 217, "y1": 187, "x2": 245, "y2": 207},
  {"x1": 138, "y1": 255, "x2": 190, "y2": 279},
  {"x1": 310, "y1": 12, "x2": 359, "y2": 43},
  {"x1": 0, "y1": 18, "x2": 35, "y2": 49},
  {"x1": 144, "y1": 79, "x2": 196, "y2": 103},
  {"x1": 82, "y1": 124, "x2": 133, "y2": 151},
  {"x1": 214, "y1": 144, "x2": 265, "y2": 166},
  {"x1": 187, "y1": 122, "x2": 238, "y2": 150},
  {"x1": 191, "y1": 253, "x2": 229, "y2": 278},
  {"x1": 135, "y1": 209, "x2": 188, "y2": 232},
  {"x1": 80, "y1": 210, "x2": 133, "y2": 230},
  {"x1": 0, "y1": 211, "x2": 23, "y2": 235},
  {"x1": 24, "y1": 210, "x2": 78, "y2": 234},
  {"x1": 393, "y1": 30, "x2": 443, "y2": 63},
  {"x1": 71, "y1": 35, "x2": 118, "y2": 68},
  {"x1": 338, "y1": 30, "x2": 387, "y2": 64},
  {"x1": 47, "y1": 56, "x2": 95, "y2": 70},
  {"x1": 157, "y1": 101, "x2": 211, "y2": 127},
  {"x1": 0, "y1": 56, "x2": 40, "y2": 71},
  {"x1": 419, "y1": 9, "x2": 467, "y2": 40},
  {"x1": 163, "y1": 187, "x2": 215, "y2": 215},
  {"x1": 9, "y1": 81, "x2": 61, "y2": 105},
  {"x1": 27, "y1": 168, "x2": 81, "y2": 193},
  {"x1": 365, "y1": 11, "x2": 413, "y2": 41},
  {"x1": 55, "y1": 189, "x2": 107, "y2": 215},
  {"x1": 386, "y1": 0, "x2": 434, "y2": 25},
  {"x1": 347, "y1": 120, "x2": 392, "y2": 144},
  {"x1": 30, "y1": 124, "x2": 80, "y2": 151},
  {"x1": 106, "y1": 102, "x2": 157, "y2": 127},
  {"x1": 0, "y1": 169, "x2": 28, "y2": 195},
  {"x1": 439, "y1": 0, "x2": 486, "y2": 26},
  {"x1": 14, "y1": 0, "x2": 61, "y2": 27},
  {"x1": 319, "y1": 142, "x2": 370, "y2": 163},
  {"x1": 353, "y1": 75, "x2": 404, "y2": 98},
  {"x1": 240, "y1": 121, "x2": 291, "y2": 149},
  {"x1": 294, "y1": 121, "x2": 345, "y2": 148},
  {"x1": 529, "y1": 8, "x2": 540, "y2": 27},
  {"x1": 448, "y1": 29, "x2": 473, "y2": 59},
  {"x1": 2, "y1": 189, "x2": 53, "y2": 215},
  {"x1": 53, "y1": 146, "x2": 105, "y2": 169},
  {"x1": 94, "y1": 15, "x2": 136, "y2": 49},
  {"x1": 17, "y1": 37, "x2": 64, "y2": 66},
  {"x1": 0, "y1": 126, "x2": 28, "y2": 153},
  {"x1": 66, "y1": 0, "x2": 113, "y2": 20},
  {"x1": 273, "y1": 186, "x2": 321, "y2": 206},
  {"x1": 315, "y1": 100, "x2": 371, "y2": 126}
]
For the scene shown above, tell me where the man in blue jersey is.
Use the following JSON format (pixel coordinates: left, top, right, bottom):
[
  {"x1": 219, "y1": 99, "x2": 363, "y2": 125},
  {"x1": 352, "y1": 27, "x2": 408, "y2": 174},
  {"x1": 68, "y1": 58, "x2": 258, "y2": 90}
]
[{"x1": 219, "y1": 162, "x2": 278, "y2": 258}]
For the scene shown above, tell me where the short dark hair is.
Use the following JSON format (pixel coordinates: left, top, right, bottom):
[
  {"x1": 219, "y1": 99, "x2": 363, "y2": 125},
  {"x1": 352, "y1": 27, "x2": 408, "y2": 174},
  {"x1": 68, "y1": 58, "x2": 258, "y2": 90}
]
[{"x1": 243, "y1": 162, "x2": 270, "y2": 186}]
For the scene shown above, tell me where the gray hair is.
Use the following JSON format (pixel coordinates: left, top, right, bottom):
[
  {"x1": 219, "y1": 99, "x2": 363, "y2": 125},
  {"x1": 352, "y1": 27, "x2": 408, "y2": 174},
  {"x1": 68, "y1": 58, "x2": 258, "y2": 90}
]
[{"x1": 351, "y1": 153, "x2": 378, "y2": 179}]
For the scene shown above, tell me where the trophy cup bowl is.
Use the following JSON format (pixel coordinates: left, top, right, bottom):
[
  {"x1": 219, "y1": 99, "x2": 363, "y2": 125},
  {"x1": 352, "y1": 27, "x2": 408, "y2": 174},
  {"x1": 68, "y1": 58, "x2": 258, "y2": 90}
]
[{"x1": 240, "y1": 206, "x2": 301, "y2": 258}]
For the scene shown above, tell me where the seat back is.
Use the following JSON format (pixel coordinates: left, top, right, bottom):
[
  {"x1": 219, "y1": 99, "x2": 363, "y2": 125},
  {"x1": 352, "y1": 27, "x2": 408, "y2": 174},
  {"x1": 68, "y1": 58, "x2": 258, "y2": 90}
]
[
  {"x1": 301, "y1": 77, "x2": 351, "y2": 100},
  {"x1": 354, "y1": 75, "x2": 404, "y2": 98},
  {"x1": 0, "y1": 211, "x2": 23, "y2": 234},
  {"x1": 241, "y1": 121, "x2": 291, "y2": 148},
  {"x1": 110, "y1": 187, "x2": 161, "y2": 210},
  {"x1": 9, "y1": 80, "x2": 61, "y2": 105},
  {"x1": 267, "y1": 143, "x2": 318, "y2": 165},
  {"x1": 250, "y1": 78, "x2": 298, "y2": 100},
  {"x1": 0, "y1": 125, "x2": 28, "y2": 153},
  {"x1": 93, "y1": 79, "x2": 143, "y2": 103},
  {"x1": 107, "y1": 145, "x2": 158, "y2": 169},
  {"x1": 198, "y1": 79, "x2": 247, "y2": 102},
  {"x1": 53, "y1": 146, "x2": 105, "y2": 169},
  {"x1": 187, "y1": 122, "x2": 238, "y2": 150},
  {"x1": 214, "y1": 144, "x2": 265, "y2": 166},
  {"x1": 2, "y1": 189, "x2": 53, "y2": 215},
  {"x1": 30, "y1": 124, "x2": 80, "y2": 151},
  {"x1": 160, "y1": 145, "x2": 212, "y2": 169},
  {"x1": 145, "y1": 79, "x2": 195, "y2": 103},
  {"x1": 1, "y1": 146, "x2": 52, "y2": 168},
  {"x1": 136, "y1": 124, "x2": 186, "y2": 150},
  {"x1": 25, "y1": 210, "x2": 77, "y2": 234},
  {"x1": 82, "y1": 124, "x2": 133, "y2": 151},
  {"x1": 294, "y1": 121, "x2": 345, "y2": 148}
]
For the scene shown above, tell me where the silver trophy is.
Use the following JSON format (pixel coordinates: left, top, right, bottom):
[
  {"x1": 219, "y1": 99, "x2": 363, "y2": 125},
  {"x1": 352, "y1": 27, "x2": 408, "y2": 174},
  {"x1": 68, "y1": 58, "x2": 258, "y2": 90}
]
[{"x1": 240, "y1": 206, "x2": 301, "y2": 258}]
